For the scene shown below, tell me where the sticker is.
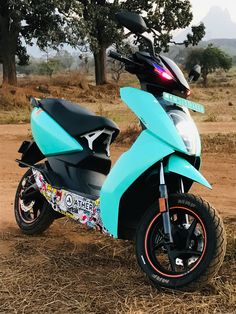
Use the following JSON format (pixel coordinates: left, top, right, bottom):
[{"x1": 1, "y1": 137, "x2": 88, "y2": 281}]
[
  {"x1": 177, "y1": 199, "x2": 196, "y2": 207},
  {"x1": 141, "y1": 255, "x2": 146, "y2": 265},
  {"x1": 35, "y1": 108, "x2": 43, "y2": 116},
  {"x1": 65, "y1": 194, "x2": 73, "y2": 208},
  {"x1": 151, "y1": 274, "x2": 170, "y2": 284},
  {"x1": 32, "y1": 169, "x2": 109, "y2": 235},
  {"x1": 163, "y1": 92, "x2": 205, "y2": 114}
]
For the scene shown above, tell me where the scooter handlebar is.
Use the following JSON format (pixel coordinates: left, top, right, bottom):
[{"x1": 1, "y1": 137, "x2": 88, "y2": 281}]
[
  {"x1": 108, "y1": 50, "x2": 137, "y2": 66},
  {"x1": 108, "y1": 50, "x2": 123, "y2": 61}
]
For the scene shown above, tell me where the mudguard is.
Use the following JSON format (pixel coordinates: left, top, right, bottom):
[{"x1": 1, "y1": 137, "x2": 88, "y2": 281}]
[
  {"x1": 18, "y1": 140, "x2": 45, "y2": 167},
  {"x1": 100, "y1": 130, "x2": 174, "y2": 237},
  {"x1": 165, "y1": 154, "x2": 212, "y2": 189}
]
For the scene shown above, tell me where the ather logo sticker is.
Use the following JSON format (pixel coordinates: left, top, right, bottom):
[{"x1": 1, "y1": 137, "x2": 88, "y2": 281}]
[
  {"x1": 64, "y1": 193, "x2": 94, "y2": 213},
  {"x1": 65, "y1": 194, "x2": 73, "y2": 208}
]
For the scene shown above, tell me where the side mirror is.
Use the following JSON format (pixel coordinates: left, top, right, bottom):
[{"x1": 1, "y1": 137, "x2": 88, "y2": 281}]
[
  {"x1": 189, "y1": 65, "x2": 201, "y2": 82},
  {"x1": 115, "y1": 12, "x2": 148, "y2": 34}
]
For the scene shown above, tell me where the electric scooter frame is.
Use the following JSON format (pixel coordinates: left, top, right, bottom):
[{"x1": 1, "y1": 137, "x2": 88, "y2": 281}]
[{"x1": 17, "y1": 87, "x2": 210, "y2": 239}]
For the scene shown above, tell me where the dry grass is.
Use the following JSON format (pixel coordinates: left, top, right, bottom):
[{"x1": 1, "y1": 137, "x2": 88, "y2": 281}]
[
  {"x1": 0, "y1": 218, "x2": 235, "y2": 314},
  {"x1": 1, "y1": 68, "x2": 236, "y2": 125},
  {"x1": 202, "y1": 133, "x2": 236, "y2": 153},
  {"x1": 0, "y1": 71, "x2": 236, "y2": 313},
  {"x1": 0, "y1": 72, "x2": 122, "y2": 124},
  {"x1": 116, "y1": 128, "x2": 236, "y2": 154}
]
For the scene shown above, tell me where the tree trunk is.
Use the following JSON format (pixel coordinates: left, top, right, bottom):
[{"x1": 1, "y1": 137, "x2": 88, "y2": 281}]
[
  {"x1": 201, "y1": 69, "x2": 209, "y2": 87},
  {"x1": 202, "y1": 73, "x2": 208, "y2": 87},
  {"x1": 93, "y1": 47, "x2": 107, "y2": 85},
  {"x1": 2, "y1": 52, "x2": 17, "y2": 86},
  {"x1": 0, "y1": 16, "x2": 18, "y2": 86}
]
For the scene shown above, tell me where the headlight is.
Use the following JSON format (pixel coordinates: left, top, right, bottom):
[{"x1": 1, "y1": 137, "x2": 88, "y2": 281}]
[{"x1": 168, "y1": 110, "x2": 201, "y2": 155}]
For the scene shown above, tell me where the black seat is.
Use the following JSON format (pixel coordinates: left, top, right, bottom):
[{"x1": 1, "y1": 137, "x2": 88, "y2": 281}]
[{"x1": 39, "y1": 98, "x2": 119, "y2": 141}]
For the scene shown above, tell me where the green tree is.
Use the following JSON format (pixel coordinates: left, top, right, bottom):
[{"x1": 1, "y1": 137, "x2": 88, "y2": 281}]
[
  {"x1": 1, "y1": 0, "x2": 205, "y2": 86},
  {"x1": 67, "y1": 0, "x2": 205, "y2": 85},
  {"x1": 0, "y1": 0, "x2": 79, "y2": 85},
  {"x1": 185, "y1": 45, "x2": 232, "y2": 86},
  {"x1": 38, "y1": 59, "x2": 61, "y2": 78}
]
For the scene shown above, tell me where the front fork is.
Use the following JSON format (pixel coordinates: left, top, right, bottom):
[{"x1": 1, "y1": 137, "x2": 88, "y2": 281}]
[{"x1": 159, "y1": 162, "x2": 173, "y2": 243}]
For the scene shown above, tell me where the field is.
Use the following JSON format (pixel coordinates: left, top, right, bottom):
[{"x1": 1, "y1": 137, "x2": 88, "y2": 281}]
[{"x1": 0, "y1": 70, "x2": 236, "y2": 313}]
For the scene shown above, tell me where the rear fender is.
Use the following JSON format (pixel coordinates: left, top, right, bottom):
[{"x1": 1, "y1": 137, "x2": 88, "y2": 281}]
[
  {"x1": 18, "y1": 140, "x2": 45, "y2": 167},
  {"x1": 165, "y1": 154, "x2": 211, "y2": 189}
]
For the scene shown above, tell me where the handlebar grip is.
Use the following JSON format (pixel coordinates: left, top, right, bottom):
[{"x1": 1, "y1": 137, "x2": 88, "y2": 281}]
[
  {"x1": 108, "y1": 50, "x2": 123, "y2": 61},
  {"x1": 108, "y1": 50, "x2": 142, "y2": 69}
]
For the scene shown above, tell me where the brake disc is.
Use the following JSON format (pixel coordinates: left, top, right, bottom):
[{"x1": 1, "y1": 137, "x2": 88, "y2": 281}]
[{"x1": 19, "y1": 199, "x2": 35, "y2": 212}]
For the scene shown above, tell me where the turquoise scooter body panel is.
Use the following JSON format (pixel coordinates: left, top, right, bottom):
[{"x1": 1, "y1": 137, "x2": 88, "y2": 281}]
[
  {"x1": 100, "y1": 130, "x2": 174, "y2": 237},
  {"x1": 165, "y1": 155, "x2": 211, "y2": 189},
  {"x1": 30, "y1": 89, "x2": 210, "y2": 238},
  {"x1": 120, "y1": 87, "x2": 188, "y2": 154},
  {"x1": 31, "y1": 107, "x2": 83, "y2": 156},
  {"x1": 100, "y1": 87, "x2": 210, "y2": 237}
]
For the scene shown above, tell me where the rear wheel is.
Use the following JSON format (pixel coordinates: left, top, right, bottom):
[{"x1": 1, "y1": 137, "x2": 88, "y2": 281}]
[
  {"x1": 14, "y1": 168, "x2": 55, "y2": 235},
  {"x1": 136, "y1": 194, "x2": 226, "y2": 290}
]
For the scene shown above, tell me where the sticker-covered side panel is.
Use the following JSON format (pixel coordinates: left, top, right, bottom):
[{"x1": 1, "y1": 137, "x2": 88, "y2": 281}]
[{"x1": 33, "y1": 169, "x2": 110, "y2": 234}]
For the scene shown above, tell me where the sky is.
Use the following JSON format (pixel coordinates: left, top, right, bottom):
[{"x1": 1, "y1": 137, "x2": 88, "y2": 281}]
[{"x1": 190, "y1": 0, "x2": 236, "y2": 24}]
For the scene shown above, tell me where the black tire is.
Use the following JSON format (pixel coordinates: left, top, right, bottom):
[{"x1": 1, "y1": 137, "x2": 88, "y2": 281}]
[
  {"x1": 14, "y1": 167, "x2": 55, "y2": 235},
  {"x1": 136, "y1": 193, "x2": 226, "y2": 290}
]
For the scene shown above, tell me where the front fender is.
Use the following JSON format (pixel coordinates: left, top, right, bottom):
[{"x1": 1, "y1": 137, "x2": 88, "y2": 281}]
[
  {"x1": 100, "y1": 130, "x2": 174, "y2": 238},
  {"x1": 165, "y1": 154, "x2": 212, "y2": 189}
]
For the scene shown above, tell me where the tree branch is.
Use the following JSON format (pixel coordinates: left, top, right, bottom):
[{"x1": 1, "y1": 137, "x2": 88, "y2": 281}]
[{"x1": 170, "y1": 40, "x2": 185, "y2": 46}]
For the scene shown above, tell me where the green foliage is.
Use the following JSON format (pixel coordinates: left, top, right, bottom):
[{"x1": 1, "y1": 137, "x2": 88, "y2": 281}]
[
  {"x1": 0, "y1": 0, "x2": 81, "y2": 84},
  {"x1": 67, "y1": 0, "x2": 205, "y2": 54},
  {"x1": 38, "y1": 59, "x2": 61, "y2": 77},
  {"x1": 62, "y1": 0, "x2": 205, "y2": 84},
  {"x1": 146, "y1": 1, "x2": 205, "y2": 52},
  {"x1": 16, "y1": 39, "x2": 30, "y2": 66},
  {"x1": 185, "y1": 45, "x2": 233, "y2": 86},
  {"x1": 1, "y1": 0, "x2": 205, "y2": 85},
  {"x1": 16, "y1": 50, "x2": 76, "y2": 75}
]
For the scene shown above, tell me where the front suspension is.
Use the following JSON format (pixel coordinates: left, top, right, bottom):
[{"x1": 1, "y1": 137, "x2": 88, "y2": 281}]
[{"x1": 159, "y1": 162, "x2": 173, "y2": 243}]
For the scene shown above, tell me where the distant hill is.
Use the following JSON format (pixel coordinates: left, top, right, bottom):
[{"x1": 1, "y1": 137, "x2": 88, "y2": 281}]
[
  {"x1": 169, "y1": 6, "x2": 236, "y2": 64},
  {"x1": 175, "y1": 6, "x2": 236, "y2": 42},
  {"x1": 201, "y1": 39, "x2": 236, "y2": 56},
  {"x1": 164, "y1": 38, "x2": 236, "y2": 65},
  {"x1": 202, "y1": 6, "x2": 236, "y2": 40}
]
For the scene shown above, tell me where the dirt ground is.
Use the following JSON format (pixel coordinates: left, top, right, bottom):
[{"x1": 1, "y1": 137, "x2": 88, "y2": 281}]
[{"x1": 0, "y1": 123, "x2": 235, "y2": 313}]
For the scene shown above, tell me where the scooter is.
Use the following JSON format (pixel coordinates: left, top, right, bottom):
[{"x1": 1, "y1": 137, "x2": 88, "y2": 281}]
[{"x1": 15, "y1": 12, "x2": 226, "y2": 290}]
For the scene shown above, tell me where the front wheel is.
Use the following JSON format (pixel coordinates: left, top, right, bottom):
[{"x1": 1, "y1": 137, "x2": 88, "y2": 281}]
[{"x1": 136, "y1": 194, "x2": 226, "y2": 290}]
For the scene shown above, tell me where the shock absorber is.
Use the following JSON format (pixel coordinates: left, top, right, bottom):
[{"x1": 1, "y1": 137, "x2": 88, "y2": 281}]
[{"x1": 159, "y1": 161, "x2": 173, "y2": 243}]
